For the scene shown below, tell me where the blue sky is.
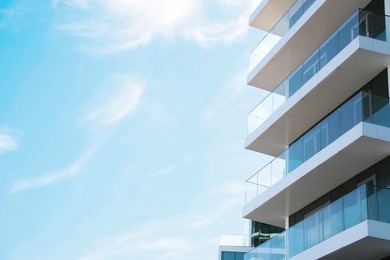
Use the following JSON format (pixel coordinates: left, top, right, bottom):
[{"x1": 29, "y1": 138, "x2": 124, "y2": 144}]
[{"x1": 0, "y1": 0, "x2": 267, "y2": 259}]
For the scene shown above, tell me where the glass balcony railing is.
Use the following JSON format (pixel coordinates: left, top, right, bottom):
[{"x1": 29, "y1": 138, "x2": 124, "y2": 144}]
[
  {"x1": 246, "y1": 91, "x2": 390, "y2": 203},
  {"x1": 250, "y1": 0, "x2": 316, "y2": 71},
  {"x1": 248, "y1": 9, "x2": 389, "y2": 134},
  {"x1": 244, "y1": 184, "x2": 390, "y2": 260}
]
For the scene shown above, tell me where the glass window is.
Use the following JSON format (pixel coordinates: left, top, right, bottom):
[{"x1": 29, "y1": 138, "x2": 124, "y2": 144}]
[
  {"x1": 221, "y1": 251, "x2": 235, "y2": 260},
  {"x1": 235, "y1": 252, "x2": 245, "y2": 260}
]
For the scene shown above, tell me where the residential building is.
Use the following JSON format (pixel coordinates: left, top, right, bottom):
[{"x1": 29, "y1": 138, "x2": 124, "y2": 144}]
[{"x1": 240, "y1": 0, "x2": 390, "y2": 259}]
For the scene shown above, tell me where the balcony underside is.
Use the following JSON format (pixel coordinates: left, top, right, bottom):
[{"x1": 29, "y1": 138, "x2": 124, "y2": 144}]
[
  {"x1": 243, "y1": 123, "x2": 390, "y2": 228},
  {"x1": 292, "y1": 220, "x2": 390, "y2": 260},
  {"x1": 246, "y1": 37, "x2": 390, "y2": 156},
  {"x1": 249, "y1": 0, "x2": 296, "y2": 31},
  {"x1": 248, "y1": 0, "x2": 371, "y2": 91}
]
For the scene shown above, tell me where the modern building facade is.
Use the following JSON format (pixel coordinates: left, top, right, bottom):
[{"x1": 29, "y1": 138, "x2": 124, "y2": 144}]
[{"x1": 230, "y1": 0, "x2": 390, "y2": 259}]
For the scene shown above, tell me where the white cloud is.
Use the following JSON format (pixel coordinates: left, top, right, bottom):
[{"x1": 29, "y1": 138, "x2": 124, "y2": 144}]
[
  {"x1": 78, "y1": 181, "x2": 244, "y2": 260},
  {"x1": 55, "y1": 0, "x2": 250, "y2": 53},
  {"x1": 147, "y1": 155, "x2": 196, "y2": 177},
  {"x1": 149, "y1": 164, "x2": 177, "y2": 177},
  {"x1": 144, "y1": 102, "x2": 176, "y2": 125},
  {"x1": 86, "y1": 76, "x2": 145, "y2": 127},
  {"x1": 79, "y1": 231, "x2": 193, "y2": 260},
  {"x1": 182, "y1": 15, "x2": 248, "y2": 47},
  {"x1": 9, "y1": 148, "x2": 96, "y2": 194},
  {"x1": 0, "y1": 133, "x2": 18, "y2": 154}
]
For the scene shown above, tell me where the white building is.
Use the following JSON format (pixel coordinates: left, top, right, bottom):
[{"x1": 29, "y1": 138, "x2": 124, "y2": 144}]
[{"x1": 222, "y1": 0, "x2": 390, "y2": 259}]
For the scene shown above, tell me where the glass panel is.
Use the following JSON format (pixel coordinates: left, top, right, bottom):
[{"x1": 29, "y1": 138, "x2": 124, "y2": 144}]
[
  {"x1": 370, "y1": 94, "x2": 390, "y2": 127},
  {"x1": 303, "y1": 0, "x2": 315, "y2": 11},
  {"x1": 288, "y1": 65, "x2": 303, "y2": 97},
  {"x1": 302, "y1": 50, "x2": 320, "y2": 84},
  {"x1": 339, "y1": 12, "x2": 359, "y2": 50},
  {"x1": 270, "y1": 231, "x2": 286, "y2": 260},
  {"x1": 358, "y1": 184, "x2": 368, "y2": 221},
  {"x1": 330, "y1": 198, "x2": 344, "y2": 237},
  {"x1": 378, "y1": 187, "x2": 390, "y2": 223},
  {"x1": 304, "y1": 210, "x2": 322, "y2": 249},
  {"x1": 288, "y1": 221, "x2": 304, "y2": 258},
  {"x1": 246, "y1": 175, "x2": 258, "y2": 203},
  {"x1": 319, "y1": 30, "x2": 339, "y2": 69},
  {"x1": 248, "y1": 96, "x2": 273, "y2": 133},
  {"x1": 320, "y1": 109, "x2": 340, "y2": 149},
  {"x1": 321, "y1": 204, "x2": 332, "y2": 240},
  {"x1": 289, "y1": 0, "x2": 305, "y2": 27},
  {"x1": 303, "y1": 124, "x2": 321, "y2": 161},
  {"x1": 340, "y1": 93, "x2": 362, "y2": 134},
  {"x1": 367, "y1": 184, "x2": 378, "y2": 220},
  {"x1": 287, "y1": 137, "x2": 303, "y2": 173},
  {"x1": 343, "y1": 189, "x2": 359, "y2": 229},
  {"x1": 272, "y1": 152, "x2": 287, "y2": 183}
]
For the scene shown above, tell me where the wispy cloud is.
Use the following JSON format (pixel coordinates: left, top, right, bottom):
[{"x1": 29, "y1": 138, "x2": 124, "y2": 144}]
[
  {"x1": 9, "y1": 147, "x2": 96, "y2": 194},
  {"x1": 144, "y1": 102, "x2": 176, "y2": 125},
  {"x1": 54, "y1": 0, "x2": 250, "y2": 53},
  {"x1": 0, "y1": 132, "x2": 18, "y2": 154},
  {"x1": 149, "y1": 164, "x2": 178, "y2": 177},
  {"x1": 182, "y1": 15, "x2": 248, "y2": 47},
  {"x1": 148, "y1": 155, "x2": 196, "y2": 177},
  {"x1": 85, "y1": 76, "x2": 145, "y2": 127},
  {"x1": 78, "y1": 180, "x2": 243, "y2": 260},
  {"x1": 79, "y1": 231, "x2": 193, "y2": 260}
]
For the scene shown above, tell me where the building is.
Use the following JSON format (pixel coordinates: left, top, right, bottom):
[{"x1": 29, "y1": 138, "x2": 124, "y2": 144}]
[{"x1": 224, "y1": 0, "x2": 390, "y2": 259}]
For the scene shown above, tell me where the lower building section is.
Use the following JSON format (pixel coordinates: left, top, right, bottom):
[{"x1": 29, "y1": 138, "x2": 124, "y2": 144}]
[
  {"x1": 244, "y1": 156, "x2": 390, "y2": 260},
  {"x1": 219, "y1": 246, "x2": 251, "y2": 260},
  {"x1": 251, "y1": 222, "x2": 284, "y2": 247},
  {"x1": 219, "y1": 234, "x2": 252, "y2": 260}
]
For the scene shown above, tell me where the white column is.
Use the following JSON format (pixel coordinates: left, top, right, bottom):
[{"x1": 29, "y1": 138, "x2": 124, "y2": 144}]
[
  {"x1": 284, "y1": 216, "x2": 289, "y2": 229},
  {"x1": 385, "y1": 0, "x2": 390, "y2": 42},
  {"x1": 385, "y1": 0, "x2": 390, "y2": 15}
]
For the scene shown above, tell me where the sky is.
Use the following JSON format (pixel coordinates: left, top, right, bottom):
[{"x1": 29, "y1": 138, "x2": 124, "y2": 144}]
[{"x1": 0, "y1": 0, "x2": 268, "y2": 259}]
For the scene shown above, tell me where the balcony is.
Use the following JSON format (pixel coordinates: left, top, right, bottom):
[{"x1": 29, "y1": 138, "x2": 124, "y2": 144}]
[
  {"x1": 246, "y1": 10, "x2": 390, "y2": 156},
  {"x1": 249, "y1": 0, "x2": 296, "y2": 31},
  {"x1": 248, "y1": 0, "x2": 372, "y2": 91},
  {"x1": 244, "y1": 91, "x2": 390, "y2": 226},
  {"x1": 244, "y1": 185, "x2": 390, "y2": 260},
  {"x1": 249, "y1": 0, "x2": 316, "y2": 71}
]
